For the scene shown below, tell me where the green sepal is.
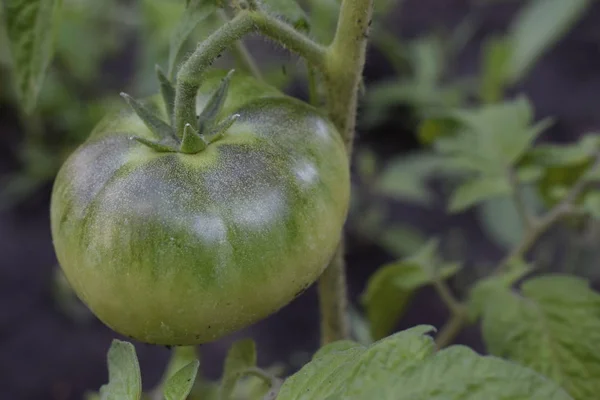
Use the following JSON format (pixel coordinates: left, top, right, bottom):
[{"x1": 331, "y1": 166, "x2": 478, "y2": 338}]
[
  {"x1": 180, "y1": 124, "x2": 208, "y2": 154},
  {"x1": 156, "y1": 65, "x2": 176, "y2": 127},
  {"x1": 131, "y1": 136, "x2": 179, "y2": 153},
  {"x1": 121, "y1": 92, "x2": 178, "y2": 141},
  {"x1": 206, "y1": 113, "x2": 240, "y2": 143},
  {"x1": 198, "y1": 69, "x2": 235, "y2": 134}
]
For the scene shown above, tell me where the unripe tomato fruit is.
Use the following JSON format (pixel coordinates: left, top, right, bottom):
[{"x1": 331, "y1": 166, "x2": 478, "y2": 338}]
[{"x1": 50, "y1": 71, "x2": 350, "y2": 345}]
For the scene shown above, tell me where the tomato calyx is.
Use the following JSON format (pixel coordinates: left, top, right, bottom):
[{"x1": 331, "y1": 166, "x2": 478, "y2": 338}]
[{"x1": 121, "y1": 69, "x2": 238, "y2": 155}]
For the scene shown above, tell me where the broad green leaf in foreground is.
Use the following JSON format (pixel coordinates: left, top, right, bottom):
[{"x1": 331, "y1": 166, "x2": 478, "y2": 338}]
[
  {"x1": 278, "y1": 325, "x2": 572, "y2": 400},
  {"x1": 362, "y1": 241, "x2": 460, "y2": 339},
  {"x1": 3, "y1": 0, "x2": 62, "y2": 113},
  {"x1": 99, "y1": 340, "x2": 142, "y2": 400},
  {"x1": 479, "y1": 275, "x2": 600, "y2": 400},
  {"x1": 278, "y1": 326, "x2": 436, "y2": 400}
]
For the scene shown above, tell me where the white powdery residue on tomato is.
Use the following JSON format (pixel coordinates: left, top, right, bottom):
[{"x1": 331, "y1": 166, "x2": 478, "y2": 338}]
[
  {"x1": 293, "y1": 159, "x2": 319, "y2": 187},
  {"x1": 313, "y1": 118, "x2": 335, "y2": 142},
  {"x1": 231, "y1": 189, "x2": 285, "y2": 229},
  {"x1": 192, "y1": 213, "x2": 232, "y2": 276}
]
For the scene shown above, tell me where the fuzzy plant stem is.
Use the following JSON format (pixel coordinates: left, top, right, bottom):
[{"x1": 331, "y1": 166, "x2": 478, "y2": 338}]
[
  {"x1": 216, "y1": 9, "x2": 264, "y2": 81},
  {"x1": 174, "y1": 11, "x2": 326, "y2": 136},
  {"x1": 317, "y1": 0, "x2": 374, "y2": 345}
]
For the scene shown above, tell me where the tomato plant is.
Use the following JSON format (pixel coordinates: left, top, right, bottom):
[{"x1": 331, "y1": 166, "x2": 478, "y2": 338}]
[
  {"x1": 51, "y1": 70, "x2": 350, "y2": 344},
  {"x1": 3, "y1": 0, "x2": 600, "y2": 399}
]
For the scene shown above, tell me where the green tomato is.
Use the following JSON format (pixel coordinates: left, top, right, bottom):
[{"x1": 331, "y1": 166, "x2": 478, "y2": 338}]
[{"x1": 50, "y1": 70, "x2": 350, "y2": 345}]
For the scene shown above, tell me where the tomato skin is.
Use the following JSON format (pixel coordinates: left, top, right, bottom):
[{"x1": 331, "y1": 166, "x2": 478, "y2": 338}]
[{"x1": 50, "y1": 71, "x2": 350, "y2": 345}]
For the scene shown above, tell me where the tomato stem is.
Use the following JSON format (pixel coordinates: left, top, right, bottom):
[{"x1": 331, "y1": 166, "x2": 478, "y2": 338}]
[
  {"x1": 174, "y1": 11, "x2": 326, "y2": 137},
  {"x1": 216, "y1": 9, "x2": 264, "y2": 81},
  {"x1": 317, "y1": 0, "x2": 374, "y2": 345},
  {"x1": 318, "y1": 241, "x2": 350, "y2": 344},
  {"x1": 324, "y1": 0, "x2": 373, "y2": 152}
]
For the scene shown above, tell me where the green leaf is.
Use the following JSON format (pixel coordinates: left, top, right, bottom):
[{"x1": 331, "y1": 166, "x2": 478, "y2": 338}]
[
  {"x1": 277, "y1": 326, "x2": 436, "y2": 400},
  {"x1": 446, "y1": 97, "x2": 550, "y2": 170},
  {"x1": 167, "y1": 0, "x2": 218, "y2": 79},
  {"x1": 306, "y1": 0, "x2": 339, "y2": 44},
  {"x1": 476, "y1": 186, "x2": 542, "y2": 248},
  {"x1": 507, "y1": 0, "x2": 592, "y2": 83},
  {"x1": 479, "y1": 36, "x2": 510, "y2": 103},
  {"x1": 198, "y1": 69, "x2": 234, "y2": 134},
  {"x1": 521, "y1": 133, "x2": 600, "y2": 207},
  {"x1": 163, "y1": 360, "x2": 200, "y2": 400},
  {"x1": 356, "y1": 149, "x2": 377, "y2": 180},
  {"x1": 220, "y1": 339, "x2": 257, "y2": 400},
  {"x1": 120, "y1": 92, "x2": 178, "y2": 142},
  {"x1": 375, "y1": 152, "x2": 445, "y2": 206},
  {"x1": 467, "y1": 259, "x2": 532, "y2": 321},
  {"x1": 159, "y1": 346, "x2": 199, "y2": 390},
  {"x1": 523, "y1": 133, "x2": 600, "y2": 168},
  {"x1": 361, "y1": 80, "x2": 463, "y2": 128},
  {"x1": 100, "y1": 340, "x2": 142, "y2": 400},
  {"x1": 132, "y1": 136, "x2": 179, "y2": 153},
  {"x1": 362, "y1": 241, "x2": 460, "y2": 339},
  {"x1": 261, "y1": 0, "x2": 309, "y2": 31},
  {"x1": 377, "y1": 225, "x2": 427, "y2": 258},
  {"x1": 467, "y1": 277, "x2": 510, "y2": 322},
  {"x1": 278, "y1": 325, "x2": 572, "y2": 400},
  {"x1": 180, "y1": 123, "x2": 207, "y2": 154},
  {"x1": 53, "y1": 0, "x2": 121, "y2": 83},
  {"x1": 156, "y1": 65, "x2": 176, "y2": 127},
  {"x1": 410, "y1": 36, "x2": 444, "y2": 87},
  {"x1": 372, "y1": 346, "x2": 572, "y2": 399},
  {"x1": 3, "y1": 0, "x2": 62, "y2": 113},
  {"x1": 448, "y1": 175, "x2": 511, "y2": 213},
  {"x1": 417, "y1": 116, "x2": 461, "y2": 146},
  {"x1": 362, "y1": 262, "x2": 459, "y2": 339},
  {"x1": 480, "y1": 274, "x2": 600, "y2": 400},
  {"x1": 583, "y1": 191, "x2": 600, "y2": 219},
  {"x1": 313, "y1": 340, "x2": 363, "y2": 360},
  {"x1": 207, "y1": 113, "x2": 239, "y2": 142}
]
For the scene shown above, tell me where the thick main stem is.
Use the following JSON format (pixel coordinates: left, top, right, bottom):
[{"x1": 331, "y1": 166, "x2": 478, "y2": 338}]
[
  {"x1": 318, "y1": 0, "x2": 374, "y2": 345},
  {"x1": 325, "y1": 0, "x2": 373, "y2": 151},
  {"x1": 318, "y1": 242, "x2": 348, "y2": 344}
]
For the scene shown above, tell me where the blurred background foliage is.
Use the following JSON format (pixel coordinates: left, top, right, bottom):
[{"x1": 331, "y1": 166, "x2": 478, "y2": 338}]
[{"x1": 2, "y1": 0, "x2": 600, "y2": 399}]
